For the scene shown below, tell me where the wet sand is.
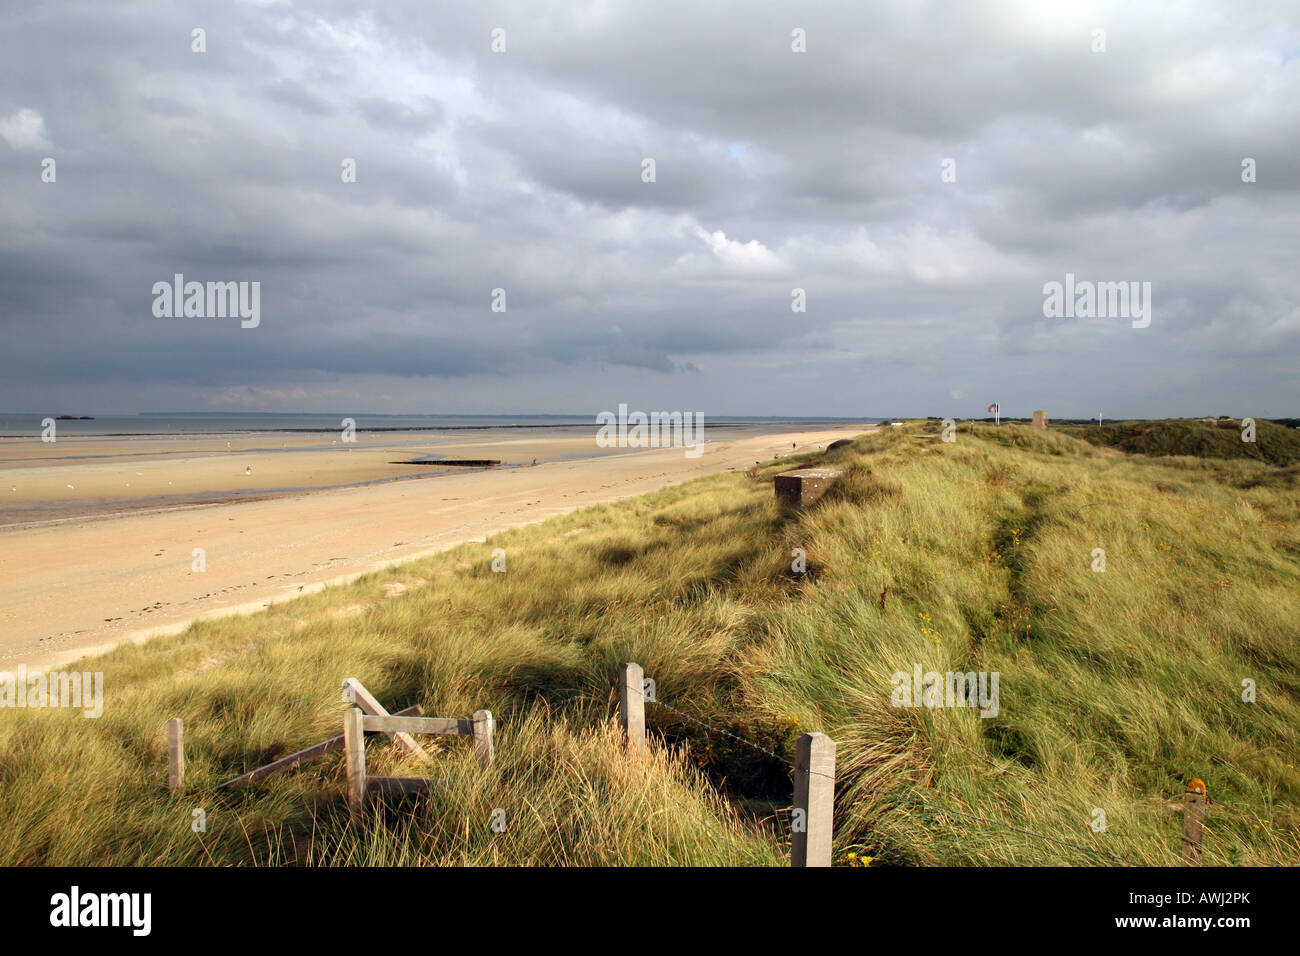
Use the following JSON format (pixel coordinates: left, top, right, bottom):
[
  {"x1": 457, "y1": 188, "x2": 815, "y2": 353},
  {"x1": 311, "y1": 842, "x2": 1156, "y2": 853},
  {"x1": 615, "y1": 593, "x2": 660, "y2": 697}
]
[
  {"x1": 0, "y1": 430, "x2": 612, "y2": 526},
  {"x1": 0, "y1": 424, "x2": 873, "y2": 670}
]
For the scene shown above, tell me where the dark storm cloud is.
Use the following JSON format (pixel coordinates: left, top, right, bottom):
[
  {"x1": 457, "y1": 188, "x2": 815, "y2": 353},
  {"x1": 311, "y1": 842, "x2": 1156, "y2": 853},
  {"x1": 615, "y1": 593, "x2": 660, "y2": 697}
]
[{"x1": 0, "y1": 0, "x2": 1296, "y2": 417}]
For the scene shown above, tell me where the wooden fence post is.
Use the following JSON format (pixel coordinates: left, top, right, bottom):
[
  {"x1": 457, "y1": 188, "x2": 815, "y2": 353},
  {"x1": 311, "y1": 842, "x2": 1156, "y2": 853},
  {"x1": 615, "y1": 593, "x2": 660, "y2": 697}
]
[
  {"x1": 792, "y1": 732, "x2": 835, "y2": 867},
  {"x1": 167, "y1": 717, "x2": 184, "y2": 793},
  {"x1": 1182, "y1": 785, "x2": 1206, "y2": 865},
  {"x1": 343, "y1": 707, "x2": 366, "y2": 819},
  {"x1": 473, "y1": 709, "x2": 494, "y2": 769},
  {"x1": 619, "y1": 662, "x2": 645, "y2": 753}
]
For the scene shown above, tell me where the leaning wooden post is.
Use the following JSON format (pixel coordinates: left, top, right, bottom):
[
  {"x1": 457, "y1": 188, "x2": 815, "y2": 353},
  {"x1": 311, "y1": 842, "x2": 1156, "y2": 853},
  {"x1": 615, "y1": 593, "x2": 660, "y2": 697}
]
[
  {"x1": 473, "y1": 709, "x2": 495, "y2": 769},
  {"x1": 792, "y1": 732, "x2": 835, "y2": 867},
  {"x1": 1182, "y1": 778, "x2": 1207, "y2": 866},
  {"x1": 341, "y1": 677, "x2": 433, "y2": 763},
  {"x1": 619, "y1": 662, "x2": 645, "y2": 753},
  {"x1": 343, "y1": 707, "x2": 366, "y2": 819},
  {"x1": 167, "y1": 718, "x2": 184, "y2": 793}
]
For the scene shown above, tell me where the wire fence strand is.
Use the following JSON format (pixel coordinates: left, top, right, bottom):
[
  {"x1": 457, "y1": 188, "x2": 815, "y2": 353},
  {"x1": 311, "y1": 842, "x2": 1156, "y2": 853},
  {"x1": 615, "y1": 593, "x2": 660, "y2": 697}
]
[{"x1": 642, "y1": 691, "x2": 1142, "y2": 866}]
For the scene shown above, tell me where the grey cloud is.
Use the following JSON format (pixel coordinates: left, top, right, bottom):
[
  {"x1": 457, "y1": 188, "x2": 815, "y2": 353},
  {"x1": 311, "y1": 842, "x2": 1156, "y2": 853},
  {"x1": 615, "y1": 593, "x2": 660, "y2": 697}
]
[
  {"x1": 263, "y1": 79, "x2": 337, "y2": 116},
  {"x1": 356, "y1": 96, "x2": 444, "y2": 132},
  {"x1": 0, "y1": 0, "x2": 1296, "y2": 417}
]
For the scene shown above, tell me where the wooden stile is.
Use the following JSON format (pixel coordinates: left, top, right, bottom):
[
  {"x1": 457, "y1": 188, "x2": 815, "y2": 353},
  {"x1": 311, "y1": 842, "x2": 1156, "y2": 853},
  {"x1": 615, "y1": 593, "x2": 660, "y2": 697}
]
[
  {"x1": 165, "y1": 676, "x2": 488, "y2": 814},
  {"x1": 344, "y1": 703, "x2": 494, "y2": 813},
  {"x1": 217, "y1": 704, "x2": 423, "y2": 789}
]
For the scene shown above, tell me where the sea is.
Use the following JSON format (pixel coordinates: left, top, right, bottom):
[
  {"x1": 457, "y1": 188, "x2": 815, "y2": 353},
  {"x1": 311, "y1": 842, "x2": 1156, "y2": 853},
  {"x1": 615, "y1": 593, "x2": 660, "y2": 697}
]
[{"x1": 0, "y1": 413, "x2": 871, "y2": 438}]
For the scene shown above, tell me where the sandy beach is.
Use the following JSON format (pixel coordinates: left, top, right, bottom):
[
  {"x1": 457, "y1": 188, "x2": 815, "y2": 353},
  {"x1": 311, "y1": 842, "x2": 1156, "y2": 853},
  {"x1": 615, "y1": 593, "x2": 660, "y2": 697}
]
[
  {"x1": 0, "y1": 429, "x2": 617, "y2": 526},
  {"x1": 0, "y1": 423, "x2": 872, "y2": 670}
]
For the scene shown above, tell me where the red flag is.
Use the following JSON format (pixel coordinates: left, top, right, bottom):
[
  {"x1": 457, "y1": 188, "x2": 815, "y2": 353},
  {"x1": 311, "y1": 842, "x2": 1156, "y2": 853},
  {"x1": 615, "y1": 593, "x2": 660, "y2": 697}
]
[{"x1": 987, "y1": 403, "x2": 998, "y2": 414}]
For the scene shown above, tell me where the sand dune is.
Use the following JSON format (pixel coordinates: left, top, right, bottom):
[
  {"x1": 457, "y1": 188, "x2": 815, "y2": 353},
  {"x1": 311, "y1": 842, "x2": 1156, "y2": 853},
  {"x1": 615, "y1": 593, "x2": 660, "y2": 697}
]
[{"x1": 0, "y1": 424, "x2": 871, "y2": 670}]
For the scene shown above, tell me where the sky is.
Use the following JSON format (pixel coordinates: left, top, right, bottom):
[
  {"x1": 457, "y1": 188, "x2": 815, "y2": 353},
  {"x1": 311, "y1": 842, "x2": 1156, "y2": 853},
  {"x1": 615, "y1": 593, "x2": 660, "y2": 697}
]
[{"x1": 1, "y1": 0, "x2": 1297, "y2": 419}]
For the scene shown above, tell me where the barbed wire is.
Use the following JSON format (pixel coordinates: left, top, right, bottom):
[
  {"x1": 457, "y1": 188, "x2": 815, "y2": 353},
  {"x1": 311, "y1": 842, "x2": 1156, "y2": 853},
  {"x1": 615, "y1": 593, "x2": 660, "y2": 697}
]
[
  {"x1": 948, "y1": 737, "x2": 1057, "y2": 800},
  {"x1": 642, "y1": 691, "x2": 1142, "y2": 866},
  {"x1": 889, "y1": 791, "x2": 1140, "y2": 866},
  {"x1": 646, "y1": 696, "x2": 838, "y2": 784},
  {"x1": 233, "y1": 687, "x2": 1160, "y2": 865}
]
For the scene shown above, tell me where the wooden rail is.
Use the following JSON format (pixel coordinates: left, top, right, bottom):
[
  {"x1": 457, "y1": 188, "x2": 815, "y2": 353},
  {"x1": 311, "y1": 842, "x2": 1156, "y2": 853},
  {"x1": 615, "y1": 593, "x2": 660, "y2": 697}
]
[
  {"x1": 360, "y1": 715, "x2": 473, "y2": 735},
  {"x1": 217, "y1": 703, "x2": 423, "y2": 789}
]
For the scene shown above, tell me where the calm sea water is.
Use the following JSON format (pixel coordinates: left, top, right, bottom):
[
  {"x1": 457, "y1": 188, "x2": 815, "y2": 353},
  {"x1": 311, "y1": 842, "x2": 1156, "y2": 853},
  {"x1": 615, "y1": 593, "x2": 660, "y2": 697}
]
[{"x1": 0, "y1": 413, "x2": 870, "y2": 438}]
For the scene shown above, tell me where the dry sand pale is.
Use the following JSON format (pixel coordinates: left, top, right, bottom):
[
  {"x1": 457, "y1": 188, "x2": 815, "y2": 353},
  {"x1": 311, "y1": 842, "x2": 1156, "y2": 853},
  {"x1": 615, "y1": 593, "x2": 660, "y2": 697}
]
[{"x1": 0, "y1": 425, "x2": 871, "y2": 670}]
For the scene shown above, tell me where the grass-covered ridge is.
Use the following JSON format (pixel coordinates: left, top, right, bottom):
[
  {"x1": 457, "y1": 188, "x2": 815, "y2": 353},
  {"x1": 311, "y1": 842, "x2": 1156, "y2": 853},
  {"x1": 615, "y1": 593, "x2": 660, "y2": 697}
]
[
  {"x1": 2, "y1": 422, "x2": 1297, "y2": 866},
  {"x1": 1059, "y1": 417, "x2": 1300, "y2": 466}
]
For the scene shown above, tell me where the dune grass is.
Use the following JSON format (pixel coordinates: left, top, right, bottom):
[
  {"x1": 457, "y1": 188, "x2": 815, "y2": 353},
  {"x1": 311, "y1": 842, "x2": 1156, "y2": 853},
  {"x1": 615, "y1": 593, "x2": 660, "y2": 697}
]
[
  {"x1": 1059, "y1": 417, "x2": 1300, "y2": 466},
  {"x1": 1, "y1": 421, "x2": 1296, "y2": 866}
]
